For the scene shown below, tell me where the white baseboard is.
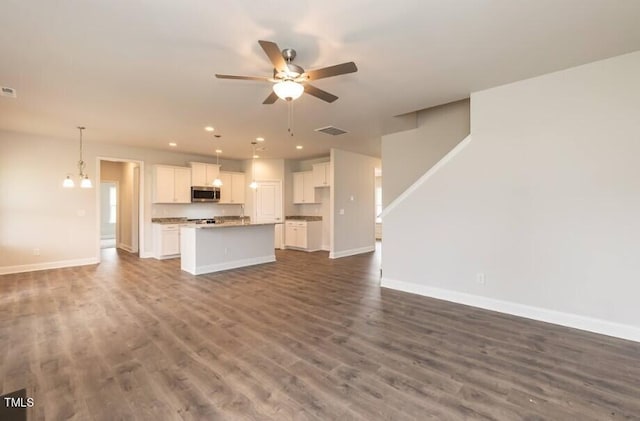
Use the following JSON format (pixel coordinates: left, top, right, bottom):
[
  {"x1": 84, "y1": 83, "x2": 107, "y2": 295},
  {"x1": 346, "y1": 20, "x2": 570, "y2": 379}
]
[
  {"x1": 153, "y1": 254, "x2": 180, "y2": 260},
  {"x1": 381, "y1": 277, "x2": 640, "y2": 343},
  {"x1": 187, "y1": 255, "x2": 276, "y2": 275},
  {"x1": 329, "y1": 245, "x2": 375, "y2": 259},
  {"x1": 286, "y1": 246, "x2": 322, "y2": 252},
  {"x1": 117, "y1": 243, "x2": 134, "y2": 253},
  {"x1": 0, "y1": 257, "x2": 99, "y2": 275},
  {"x1": 139, "y1": 251, "x2": 154, "y2": 259}
]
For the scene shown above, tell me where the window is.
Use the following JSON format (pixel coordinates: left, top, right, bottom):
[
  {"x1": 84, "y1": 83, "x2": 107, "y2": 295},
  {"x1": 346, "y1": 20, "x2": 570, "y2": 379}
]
[{"x1": 109, "y1": 186, "x2": 117, "y2": 224}]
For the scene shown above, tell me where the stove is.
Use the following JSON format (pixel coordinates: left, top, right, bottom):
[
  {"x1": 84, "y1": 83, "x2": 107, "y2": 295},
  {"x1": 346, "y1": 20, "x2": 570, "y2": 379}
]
[{"x1": 187, "y1": 218, "x2": 217, "y2": 224}]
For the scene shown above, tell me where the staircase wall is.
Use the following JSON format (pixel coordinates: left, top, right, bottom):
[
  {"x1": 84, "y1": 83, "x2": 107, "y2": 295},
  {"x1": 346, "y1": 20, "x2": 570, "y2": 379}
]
[{"x1": 381, "y1": 51, "x2": 640, "y2": 341}]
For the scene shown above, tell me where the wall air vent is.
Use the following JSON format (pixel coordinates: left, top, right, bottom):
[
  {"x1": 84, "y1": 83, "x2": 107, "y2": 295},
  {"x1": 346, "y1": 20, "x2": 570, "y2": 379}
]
[
  {"x1": 1, "y1": 86, "x2": 17, "y2": 98},
  {"x1": 315, "y1": 126, "x2": 347, "y2": 136}
]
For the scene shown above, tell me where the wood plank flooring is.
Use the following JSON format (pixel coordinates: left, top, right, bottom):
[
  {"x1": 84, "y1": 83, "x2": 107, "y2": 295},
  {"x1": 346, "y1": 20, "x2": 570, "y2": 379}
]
[{"x1": 1, "y1": 247, "x2": 639, "y2": 420}]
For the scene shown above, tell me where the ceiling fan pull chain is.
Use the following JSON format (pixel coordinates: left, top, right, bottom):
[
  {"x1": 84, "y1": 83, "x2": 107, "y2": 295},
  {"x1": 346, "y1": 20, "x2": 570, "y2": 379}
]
[
  {"x1": 287, "y1": 99, "x2": 294, "y2": 137},
  {"x1": 290, "y1": 100, "x2": 294, "y2": 137},
  {"x1": 287, "y1": 100, "x2": 290, "y2": 134}
]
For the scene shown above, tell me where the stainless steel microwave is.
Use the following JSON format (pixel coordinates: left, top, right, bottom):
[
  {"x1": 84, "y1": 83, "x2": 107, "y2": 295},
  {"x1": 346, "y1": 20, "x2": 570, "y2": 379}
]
[{"x1": 191, "y1": 186, "x2": 220, "y2": 202}]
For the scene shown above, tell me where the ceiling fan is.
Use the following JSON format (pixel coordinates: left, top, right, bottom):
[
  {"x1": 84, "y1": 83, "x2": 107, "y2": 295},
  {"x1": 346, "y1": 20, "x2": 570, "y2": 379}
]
[{"x1": 215, "y1": 40, "x2": 358, "y2": 104}]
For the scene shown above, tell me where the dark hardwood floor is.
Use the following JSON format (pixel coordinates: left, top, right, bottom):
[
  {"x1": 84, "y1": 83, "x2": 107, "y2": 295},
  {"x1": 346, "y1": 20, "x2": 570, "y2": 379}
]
[{"x1": 1, "y1": 247, "x2": 639, "y2": 420}]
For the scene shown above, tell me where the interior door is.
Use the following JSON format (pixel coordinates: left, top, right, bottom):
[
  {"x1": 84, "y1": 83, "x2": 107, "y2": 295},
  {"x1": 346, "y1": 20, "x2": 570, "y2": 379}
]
[{"x1": 255, "y1": 180, "x2": 283, "y2": 248}]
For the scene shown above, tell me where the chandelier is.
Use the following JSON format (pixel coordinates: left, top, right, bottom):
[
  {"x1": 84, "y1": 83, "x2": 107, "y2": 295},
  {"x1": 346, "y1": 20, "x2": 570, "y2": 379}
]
[{"x1": 63, "y1": 126, "x2": 92, "y2": 188}]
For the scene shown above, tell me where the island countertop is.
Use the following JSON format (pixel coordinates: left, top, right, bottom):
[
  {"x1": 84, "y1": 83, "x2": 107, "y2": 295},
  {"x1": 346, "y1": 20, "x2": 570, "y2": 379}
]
[{"x1": 191, "y1": 222, "x2": 276, "y2": 229}]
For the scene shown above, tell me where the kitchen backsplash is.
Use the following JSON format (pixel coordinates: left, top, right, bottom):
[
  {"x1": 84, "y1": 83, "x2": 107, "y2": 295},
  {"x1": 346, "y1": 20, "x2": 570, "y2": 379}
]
[{"x1": 152, "y1": 203, "x2": 243, "y2": 219}]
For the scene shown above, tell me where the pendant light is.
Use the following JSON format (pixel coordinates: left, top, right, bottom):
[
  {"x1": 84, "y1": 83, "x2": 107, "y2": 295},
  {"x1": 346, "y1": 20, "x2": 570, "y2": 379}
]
[
  {"x1": 63, "y1": 126, "x2": 92, "y2": 188},
  {"x1": 212, "y1": 149, "x2": 223, "y2": 187},
  {"x1": 249, "y1": 141, "x2": 258, "y2": 189}
]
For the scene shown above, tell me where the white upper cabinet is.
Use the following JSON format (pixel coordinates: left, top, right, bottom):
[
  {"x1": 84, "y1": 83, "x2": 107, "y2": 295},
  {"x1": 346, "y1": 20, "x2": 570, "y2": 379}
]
[
  {"x1": 153, "y1": 165, "x2": 192, "y2": 203},
  {"x1": 312, "y1": 162, "x2": 331, "y2": 187},
  {"x1": 219, "y1": 171, "x2": 245, "y2": 204},
  {"x1": 190, "y1": 162, "x2": 220, "y2": 187},
  {"x1": 293, "y1": 171, "x2": 318, "y2": 204}
]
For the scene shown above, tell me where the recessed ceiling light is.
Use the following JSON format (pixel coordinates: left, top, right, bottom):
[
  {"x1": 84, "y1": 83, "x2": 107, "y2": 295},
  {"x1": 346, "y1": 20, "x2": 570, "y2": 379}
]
[
  {"x1": 215, "y1": 149, "x2": 222, "y2": 154},
  {"x1": 252, "y1": 154, "x2": 260, "y2": 159},
  {"x1": 204, "y1": 126, "x2": 215, "y2": 132},
  {"x1": 169, "y1": 142, "x2": 177, "y2": 147},
  {"x1": 256, "y1": 137, "x2": 265, "y2": 142},
  {"x1": 296, "y1": 145, "x2": 303, "y2": 150}
]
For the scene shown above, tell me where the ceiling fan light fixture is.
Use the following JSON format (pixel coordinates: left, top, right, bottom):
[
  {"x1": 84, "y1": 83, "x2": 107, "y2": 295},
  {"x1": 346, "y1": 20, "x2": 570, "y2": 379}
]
[{"x1": 273, "y1": 80, "x2": 304, "y2": 101}]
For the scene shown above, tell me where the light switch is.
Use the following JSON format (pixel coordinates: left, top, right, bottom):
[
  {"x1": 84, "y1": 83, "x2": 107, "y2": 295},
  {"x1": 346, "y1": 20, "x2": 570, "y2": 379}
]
[{"x1": 339, "y1": 209, "x2": 345, "y2": 215}]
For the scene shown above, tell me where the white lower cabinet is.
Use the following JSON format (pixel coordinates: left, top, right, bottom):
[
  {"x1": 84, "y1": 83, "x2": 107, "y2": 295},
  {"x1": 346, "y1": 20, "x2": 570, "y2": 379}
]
[
  {"x1": 153, "y1": 224, "x2": 186, "y2": 259},
  {"x1": 284, "y1": 220, "x2": 322, "y2": 251}
]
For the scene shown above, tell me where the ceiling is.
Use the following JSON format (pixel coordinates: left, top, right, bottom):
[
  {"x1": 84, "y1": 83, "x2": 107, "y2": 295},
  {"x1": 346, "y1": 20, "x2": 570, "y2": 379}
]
[{"x1": 1, "y1": 1, "x2": 639, "y2": 160}]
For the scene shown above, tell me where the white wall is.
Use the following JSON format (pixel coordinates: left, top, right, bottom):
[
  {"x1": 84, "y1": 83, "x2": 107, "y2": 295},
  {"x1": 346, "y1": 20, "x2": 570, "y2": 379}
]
[
  {"x1": 331, "y1": 149, "x2": 380, "y2": 258},
  {"x1": 100, "y1": 182, "x2": 116, "y2": 239},
  {"x1": 0, "y1": 131, "x2": 247, "y2": 273},
  {"x1": 0, "y1": 132, "x2": 97, "y2": 271},
  {"x1": 119, "y1": 162, "x2": 137, "y2": 251},
  {"x1": 382, "y1": 99, "x2": 470, "y2": 206},
  {"x1": 382, "y1": 51, "x2": 640, "y2": 341}
]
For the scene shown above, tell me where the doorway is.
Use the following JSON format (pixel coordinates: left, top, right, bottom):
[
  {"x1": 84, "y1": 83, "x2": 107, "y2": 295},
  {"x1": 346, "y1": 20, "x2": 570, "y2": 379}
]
[
  {"x1": 97, "y1": 158, "x2": 143, "y2": 260},
  {"x1": 375, "y1": 167, "x2": 382, "y2": 240},
  {"x1": 100, "y1": 181, "x2": 118, "y2": 249}
]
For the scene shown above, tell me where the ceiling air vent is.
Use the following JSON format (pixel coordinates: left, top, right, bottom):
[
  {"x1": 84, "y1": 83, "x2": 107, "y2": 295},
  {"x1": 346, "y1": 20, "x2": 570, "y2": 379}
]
[
  {"x1": 315, "y1": 126, "x2": 347, "y2": 136},
  {"x1": 1, "y1": 86, "x2": 17, "y2": 98}
]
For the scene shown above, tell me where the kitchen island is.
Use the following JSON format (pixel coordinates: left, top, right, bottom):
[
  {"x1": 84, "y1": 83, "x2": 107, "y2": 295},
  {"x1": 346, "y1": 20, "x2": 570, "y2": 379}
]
[{"x1": 180, "y1": 222, "x2": 276, "y2": 275}]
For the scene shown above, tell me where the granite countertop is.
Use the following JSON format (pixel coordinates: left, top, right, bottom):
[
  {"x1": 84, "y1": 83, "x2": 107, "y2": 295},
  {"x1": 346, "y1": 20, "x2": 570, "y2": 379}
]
[
  {"x1": 152, "y1": 217, "x2": 188, "y2": 224},
  {"x1": 190, "y1": 222, "x2": 276, "y2": 229},
  {"x1": 285, "y1": 215, "x2": 323, "y2": 221},
  {"x1": 152, "y1": 216, "x2": 250, "y2": 225}
]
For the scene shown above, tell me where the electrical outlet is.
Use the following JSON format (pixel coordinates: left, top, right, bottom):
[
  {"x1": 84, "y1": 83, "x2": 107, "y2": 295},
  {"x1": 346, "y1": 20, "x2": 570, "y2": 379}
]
[
  {"x1": 33, "y1": 248, "x2": 40, "y2": 256},
  {"x1": 339, "y1": 209, "x2": 345, "y2": 215},
  {"x1": 476, "y1": 273, "x2": 486, "y2": 285}
]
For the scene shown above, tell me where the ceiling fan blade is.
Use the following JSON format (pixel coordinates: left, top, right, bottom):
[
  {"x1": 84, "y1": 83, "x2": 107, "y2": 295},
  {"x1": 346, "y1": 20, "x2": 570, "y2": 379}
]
[
  {"x1": 306, "y1": 62, "x2": 358, "y2": 81},
  {"x1": 304, "y1": 84, "x2": 339, "y2": 103},
  {"x1": 258, "y1": 40, "x2": 289, "y2": 72},
  {"x1": 262, "y1": 91, "x2": 279, "y2": 104},
  {"x1": 215, "y1": 74, "x2": 271, "y2": 81}
]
